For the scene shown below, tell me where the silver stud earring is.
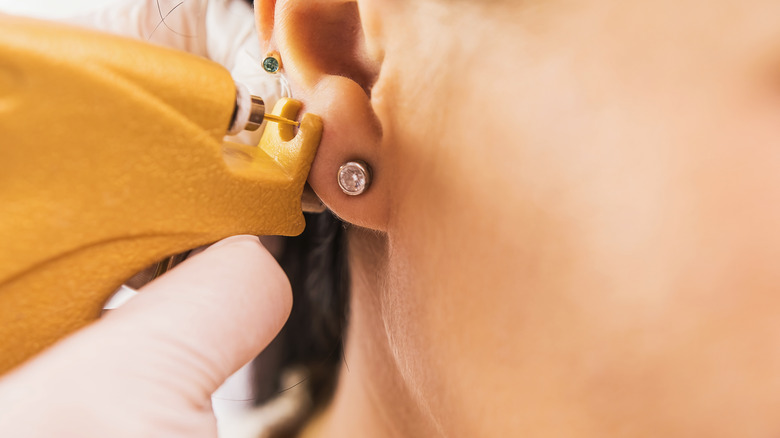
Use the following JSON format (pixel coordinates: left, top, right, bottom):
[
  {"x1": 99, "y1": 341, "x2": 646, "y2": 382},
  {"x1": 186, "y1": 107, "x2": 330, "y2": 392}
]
[{"x1": 338, "y1": 161, "x2": 372, "y2": 196}]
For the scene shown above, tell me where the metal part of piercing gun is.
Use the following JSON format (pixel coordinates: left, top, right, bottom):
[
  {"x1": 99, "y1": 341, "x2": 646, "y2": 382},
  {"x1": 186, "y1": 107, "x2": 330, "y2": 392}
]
[{"x1": 229, "y1": 82, "x2": 299, "y2": 133}]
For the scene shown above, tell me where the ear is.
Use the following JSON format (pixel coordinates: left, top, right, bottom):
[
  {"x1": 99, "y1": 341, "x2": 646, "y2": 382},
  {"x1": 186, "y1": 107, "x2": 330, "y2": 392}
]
[{"x1": 255, "y1": 0, "x2": 389, "y2": 231}]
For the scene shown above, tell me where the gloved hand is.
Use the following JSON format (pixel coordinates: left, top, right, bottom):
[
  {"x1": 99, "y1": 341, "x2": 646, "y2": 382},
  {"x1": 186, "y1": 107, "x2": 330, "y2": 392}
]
[
  {"x1": 72, "y1": 0, "x2": 279, "y2": 145},
  {"x1": 0, "y1": 235, "x2": 291, "y2": 438}
]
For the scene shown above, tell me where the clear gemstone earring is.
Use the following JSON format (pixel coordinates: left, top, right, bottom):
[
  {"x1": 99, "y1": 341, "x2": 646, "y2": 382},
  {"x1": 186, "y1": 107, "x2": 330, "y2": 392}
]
[{"x1": 338, "y1": 161, "x2": 372, "y2": 196}]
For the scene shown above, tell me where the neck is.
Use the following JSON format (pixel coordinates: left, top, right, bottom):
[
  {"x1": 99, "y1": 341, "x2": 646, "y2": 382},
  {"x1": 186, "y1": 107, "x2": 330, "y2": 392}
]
[{"x1": 302, "y1": 229, "x2": 443, "y2": 438}]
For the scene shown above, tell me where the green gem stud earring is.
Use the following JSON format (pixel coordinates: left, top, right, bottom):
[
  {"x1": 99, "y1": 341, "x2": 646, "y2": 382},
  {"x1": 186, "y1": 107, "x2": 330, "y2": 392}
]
[{"x1": 262, "y1": 52, "x2": 282, "y2": 74}]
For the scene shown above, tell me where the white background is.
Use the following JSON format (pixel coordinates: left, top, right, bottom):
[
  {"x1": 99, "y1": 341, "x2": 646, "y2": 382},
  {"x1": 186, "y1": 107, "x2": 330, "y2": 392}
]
[{"x1": 0, "y1": 0, "x2": 121, "y2": 18}]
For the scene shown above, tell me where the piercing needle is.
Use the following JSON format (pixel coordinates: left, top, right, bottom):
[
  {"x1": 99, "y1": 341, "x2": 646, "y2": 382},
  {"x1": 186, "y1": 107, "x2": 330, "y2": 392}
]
[{"x1": 263, "y1": 113, "x2": 300, "y2": 127}]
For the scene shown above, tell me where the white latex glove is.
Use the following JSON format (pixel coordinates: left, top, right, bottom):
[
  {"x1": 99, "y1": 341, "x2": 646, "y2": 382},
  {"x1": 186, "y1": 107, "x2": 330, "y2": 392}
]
[
  {"x1": 72, "y1": 0, "x2": 280, "y2": 145},
  {"x1": 0, "y1": 235, "x2": 292, "y2": 438}
]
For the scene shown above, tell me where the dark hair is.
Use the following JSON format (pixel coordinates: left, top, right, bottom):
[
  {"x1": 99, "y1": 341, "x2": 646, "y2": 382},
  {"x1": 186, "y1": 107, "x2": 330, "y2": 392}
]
[
  {"x1": 253, "y1": 211, "x2": 349, "y2": 435},
  {"x1": 241, "y1": 1, "x2": 348, "y2": 433}
]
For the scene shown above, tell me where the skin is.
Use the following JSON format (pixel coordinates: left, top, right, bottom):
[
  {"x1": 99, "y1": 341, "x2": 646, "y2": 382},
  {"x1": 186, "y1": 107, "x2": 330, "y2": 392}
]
[
  {"x1": 258, "y1": 0, "x2": 780, "y2": 437},
  {"x1": 1, "y1": 1, "x2": 777, "y2": 437}
]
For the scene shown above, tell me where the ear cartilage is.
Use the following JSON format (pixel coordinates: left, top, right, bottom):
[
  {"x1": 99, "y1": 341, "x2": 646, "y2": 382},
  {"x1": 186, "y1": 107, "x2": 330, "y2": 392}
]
[
  {"x1": 338, "y1": 161, "x2": 372, "y2": 196},
  {"x1": 228, "y1": 82, "x2": 299, "y2": 135},
  {"x1": 263, "y1": 51, "x2": 282, "y2": 74}
]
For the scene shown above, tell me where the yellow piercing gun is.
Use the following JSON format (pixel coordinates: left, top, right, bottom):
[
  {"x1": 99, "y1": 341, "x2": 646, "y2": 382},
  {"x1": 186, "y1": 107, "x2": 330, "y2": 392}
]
[{"x1": 0, "y1": 16, "x2": 323, "y2": 374}]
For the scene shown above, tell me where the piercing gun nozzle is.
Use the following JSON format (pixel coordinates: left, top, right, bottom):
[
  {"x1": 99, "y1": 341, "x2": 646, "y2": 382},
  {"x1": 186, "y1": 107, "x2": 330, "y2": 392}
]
[{"x1": 227, "y1": 83, "x2": 300, "y2": 135}]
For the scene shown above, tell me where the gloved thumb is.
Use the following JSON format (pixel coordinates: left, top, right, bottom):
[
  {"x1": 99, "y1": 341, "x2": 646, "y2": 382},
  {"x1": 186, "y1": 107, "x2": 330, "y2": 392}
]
[
  {"x1": 101, "y1": 234, "x2": 292, "y2": 397},
  {"x1": 7, "y1": 235, "x2": 292, "y2": 403}
]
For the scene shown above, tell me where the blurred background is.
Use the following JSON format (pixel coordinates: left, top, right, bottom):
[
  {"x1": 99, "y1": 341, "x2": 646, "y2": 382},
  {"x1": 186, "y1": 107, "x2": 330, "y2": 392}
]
[{"x1": 0, "y1": 0, "x2": 121, "y2": 18}]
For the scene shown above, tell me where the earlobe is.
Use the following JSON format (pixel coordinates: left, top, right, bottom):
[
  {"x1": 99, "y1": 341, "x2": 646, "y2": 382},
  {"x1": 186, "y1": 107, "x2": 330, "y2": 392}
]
[{"x1": 255, "y1": 0, "x2": 389, "y2": 231}]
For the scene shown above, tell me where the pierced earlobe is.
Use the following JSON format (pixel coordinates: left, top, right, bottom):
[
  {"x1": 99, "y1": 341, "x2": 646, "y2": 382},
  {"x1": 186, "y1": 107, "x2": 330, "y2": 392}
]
[
  {"x1": 256, "y1": 0, "x2": 390, "y2": 230},
  {"x1": 338, "y1": 160, "x2": 372, "y2": 196}
]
